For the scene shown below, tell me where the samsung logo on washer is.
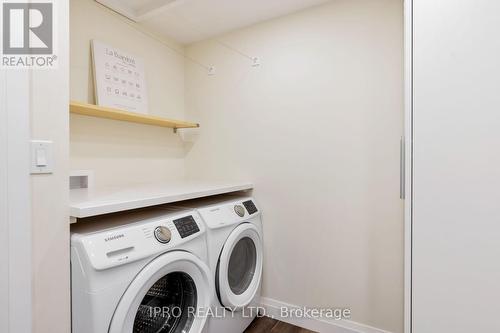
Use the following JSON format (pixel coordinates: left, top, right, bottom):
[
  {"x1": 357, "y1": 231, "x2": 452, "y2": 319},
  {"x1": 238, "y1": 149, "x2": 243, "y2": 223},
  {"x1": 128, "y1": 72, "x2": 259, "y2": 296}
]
[{"x1": 104, "y1": 234, "x2": 125, "y2": 242}]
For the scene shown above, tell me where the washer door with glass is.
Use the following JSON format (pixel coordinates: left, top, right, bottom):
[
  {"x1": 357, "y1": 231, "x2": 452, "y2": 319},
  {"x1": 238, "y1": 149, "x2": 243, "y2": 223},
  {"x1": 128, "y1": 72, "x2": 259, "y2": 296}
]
[
  {"x1": 217, "y1": 223, "x2": 263, "y2": 310},
  {"x1": 109, "y1": 251, "x2": 211, "y2": 333}
]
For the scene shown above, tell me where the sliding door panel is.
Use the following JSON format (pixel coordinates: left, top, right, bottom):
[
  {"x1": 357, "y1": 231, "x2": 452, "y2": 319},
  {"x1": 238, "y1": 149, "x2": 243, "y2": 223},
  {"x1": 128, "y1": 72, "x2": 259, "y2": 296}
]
[{"x1": 413, "y1": 1, "x2": 500, "y2": 332}]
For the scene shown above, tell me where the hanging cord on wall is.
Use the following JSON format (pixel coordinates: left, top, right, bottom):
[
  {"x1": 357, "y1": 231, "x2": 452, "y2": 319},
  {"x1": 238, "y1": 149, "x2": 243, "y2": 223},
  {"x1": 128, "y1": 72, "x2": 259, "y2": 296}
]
[
  {"x1": 92, "y1": 1, "x2": 213, "y2": 73},
  {"x1": 212, "y1": 38, "x2": 261, "y2": 67},
  {"x1": 176, "y1": 10, "x2": 261, "y2": 68}
]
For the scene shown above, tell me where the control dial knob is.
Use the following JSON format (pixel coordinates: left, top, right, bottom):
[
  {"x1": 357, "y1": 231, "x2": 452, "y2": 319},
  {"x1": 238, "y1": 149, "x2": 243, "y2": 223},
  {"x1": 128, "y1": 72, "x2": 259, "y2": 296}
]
[
  {"x1": 234, "y1": 205, "x2": 245, "y2": 217},
  {"x1": 154, "y1": 226, "x2": 172, "y2": 244}
]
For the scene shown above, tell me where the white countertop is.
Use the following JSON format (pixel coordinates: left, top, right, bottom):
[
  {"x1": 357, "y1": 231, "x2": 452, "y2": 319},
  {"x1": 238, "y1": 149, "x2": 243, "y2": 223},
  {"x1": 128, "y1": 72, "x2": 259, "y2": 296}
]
[{"x1": 70, "y1": 180, "x2": 253, "y2": 218}]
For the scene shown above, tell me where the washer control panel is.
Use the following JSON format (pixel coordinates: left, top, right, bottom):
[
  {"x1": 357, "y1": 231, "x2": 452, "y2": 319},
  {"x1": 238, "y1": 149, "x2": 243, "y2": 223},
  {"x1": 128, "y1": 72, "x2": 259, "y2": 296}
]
[
  {"x1": 173, "y1": 215, "x2": 200, "y2": 239},
  {"x1": 75, "y1": 210, "x2": 205, "y2": 270}
]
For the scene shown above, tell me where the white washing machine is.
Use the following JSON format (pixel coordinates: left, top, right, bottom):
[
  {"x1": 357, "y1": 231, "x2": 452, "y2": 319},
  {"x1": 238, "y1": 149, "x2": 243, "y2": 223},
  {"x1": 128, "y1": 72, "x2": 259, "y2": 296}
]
[
  {"x1": 173, "y1": 196, "x2": 264, "y2": 333},
  {"x1": 71, "y1": 208, "x2": 212, "y2": 333}
]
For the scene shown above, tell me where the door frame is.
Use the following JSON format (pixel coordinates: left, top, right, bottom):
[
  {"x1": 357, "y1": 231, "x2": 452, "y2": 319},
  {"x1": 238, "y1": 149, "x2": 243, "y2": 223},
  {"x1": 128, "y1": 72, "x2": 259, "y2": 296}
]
[
  {"x1": 404, "y1": 0, "x2": 414, "y2": 333},
  {"x1": 0, "y1": 69, "x2": 33, "y2": 333}
]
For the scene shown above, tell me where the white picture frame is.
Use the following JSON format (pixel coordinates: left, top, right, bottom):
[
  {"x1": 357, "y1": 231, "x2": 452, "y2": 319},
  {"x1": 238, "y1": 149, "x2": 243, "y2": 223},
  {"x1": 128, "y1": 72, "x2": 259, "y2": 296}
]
[{"x1": 91, "y1": 40, "x2": 149, "y2": 114}]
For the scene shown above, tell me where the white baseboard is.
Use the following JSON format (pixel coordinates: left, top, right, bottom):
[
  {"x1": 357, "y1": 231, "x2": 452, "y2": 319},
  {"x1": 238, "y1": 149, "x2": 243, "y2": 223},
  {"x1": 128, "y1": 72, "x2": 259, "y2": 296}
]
[{"x1": 259, "y1": 297, "x2": 394, "y2": 333}]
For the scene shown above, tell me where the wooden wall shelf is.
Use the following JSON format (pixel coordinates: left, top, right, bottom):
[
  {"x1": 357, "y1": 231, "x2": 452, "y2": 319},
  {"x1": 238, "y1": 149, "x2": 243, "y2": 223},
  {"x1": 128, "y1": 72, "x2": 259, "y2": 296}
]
[{"x1": 69, "y1": 101, "x2": 199, "y2": 129}]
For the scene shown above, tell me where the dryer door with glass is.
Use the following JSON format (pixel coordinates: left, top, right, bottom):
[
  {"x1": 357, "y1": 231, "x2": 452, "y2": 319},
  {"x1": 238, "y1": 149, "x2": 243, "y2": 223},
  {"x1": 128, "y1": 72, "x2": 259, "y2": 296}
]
[
  {"x1": 216, "y1": 223, "x2": 263, "y2": 310},
  {"x1": 109, "y1": 251, "x2": 211, "y2": 333}
]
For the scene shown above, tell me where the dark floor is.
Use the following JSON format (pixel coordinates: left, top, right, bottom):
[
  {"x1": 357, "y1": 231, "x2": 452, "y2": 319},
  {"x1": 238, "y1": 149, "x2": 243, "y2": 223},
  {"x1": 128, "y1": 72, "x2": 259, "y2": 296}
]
[{"x1": 244, "y1": 316, "x2": 317, "y2": 333}]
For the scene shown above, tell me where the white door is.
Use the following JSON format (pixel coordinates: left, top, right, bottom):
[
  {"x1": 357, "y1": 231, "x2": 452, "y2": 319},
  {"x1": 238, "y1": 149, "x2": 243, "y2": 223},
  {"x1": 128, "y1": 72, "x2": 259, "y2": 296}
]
[
  {"x1": 217, "y1": 223, "x2": 263, "y2": 310},
  {"x1": 109, "y1": 251, "x2": 211, "y2": 333},
  {"x1": 412, "y1": 1, "x2": 500, "y2": 332}
]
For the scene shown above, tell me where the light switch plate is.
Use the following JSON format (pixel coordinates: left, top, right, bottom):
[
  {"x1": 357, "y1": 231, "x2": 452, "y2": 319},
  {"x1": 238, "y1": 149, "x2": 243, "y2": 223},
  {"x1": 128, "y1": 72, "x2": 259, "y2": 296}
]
[{"x1": 30, "y1": 140, "x2": 53, "y2": 174}]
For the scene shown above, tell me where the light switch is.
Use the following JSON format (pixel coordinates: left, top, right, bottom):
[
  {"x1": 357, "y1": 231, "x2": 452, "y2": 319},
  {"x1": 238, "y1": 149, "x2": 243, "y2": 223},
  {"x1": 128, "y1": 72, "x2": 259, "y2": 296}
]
[
  {"x1": 36, "y1": 148, "x2": 47, "y2": 167},
  {"x1": 31, "y1": 140, "x2": 53, "y2": 174}
]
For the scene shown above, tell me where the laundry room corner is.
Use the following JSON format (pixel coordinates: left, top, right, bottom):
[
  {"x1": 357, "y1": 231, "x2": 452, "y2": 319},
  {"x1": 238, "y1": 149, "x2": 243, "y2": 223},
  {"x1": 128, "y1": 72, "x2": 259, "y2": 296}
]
[{"x1": 184, "y1": 1, "x2": 404, "y2": 332}]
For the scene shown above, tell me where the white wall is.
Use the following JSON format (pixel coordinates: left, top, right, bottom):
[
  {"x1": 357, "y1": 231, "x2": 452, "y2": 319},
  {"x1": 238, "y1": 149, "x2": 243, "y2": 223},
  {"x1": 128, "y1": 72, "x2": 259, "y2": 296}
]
[
  {"x1": 30, "y1": 1, "x2": 71, "y2": 332},
  {"x1": 70, "y1": 0, "x2": 187, "y2": 187},
  {"x1": 185, "y1": 1, "x2": 404, "y2": 332}
]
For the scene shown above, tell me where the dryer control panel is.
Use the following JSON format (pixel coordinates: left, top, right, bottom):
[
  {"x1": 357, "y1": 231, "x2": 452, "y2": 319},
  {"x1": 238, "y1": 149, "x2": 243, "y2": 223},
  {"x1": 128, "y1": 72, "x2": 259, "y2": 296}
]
[
  {"x1": 197, "y1": 198, "x2": 261, "y2": 230},
  {"x1": 243, "y1": 200, "x2": 258, "y2": 215}
]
